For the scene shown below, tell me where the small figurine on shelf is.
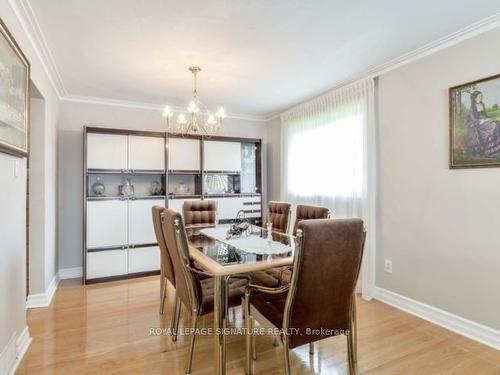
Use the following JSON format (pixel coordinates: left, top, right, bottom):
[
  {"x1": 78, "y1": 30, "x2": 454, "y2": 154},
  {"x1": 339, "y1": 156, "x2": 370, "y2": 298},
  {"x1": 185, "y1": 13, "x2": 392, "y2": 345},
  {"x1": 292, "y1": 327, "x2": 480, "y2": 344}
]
[
  {"x1": 150, "y1": 181, "x2": 162, "y2": 196},
  {"x1": 119, "y1": 177, "x2": 134, "y2": 197},
  {"x1": 91, "y1": 177, "x2": 105, "y2": 196}
]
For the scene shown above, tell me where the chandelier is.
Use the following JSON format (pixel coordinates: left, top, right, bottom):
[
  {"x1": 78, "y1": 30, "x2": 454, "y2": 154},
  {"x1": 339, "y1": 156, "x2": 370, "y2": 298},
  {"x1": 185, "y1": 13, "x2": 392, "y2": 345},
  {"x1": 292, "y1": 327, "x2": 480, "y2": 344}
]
[{"x1": 162, "y1": 66, "x2": 226, "y2": 136}]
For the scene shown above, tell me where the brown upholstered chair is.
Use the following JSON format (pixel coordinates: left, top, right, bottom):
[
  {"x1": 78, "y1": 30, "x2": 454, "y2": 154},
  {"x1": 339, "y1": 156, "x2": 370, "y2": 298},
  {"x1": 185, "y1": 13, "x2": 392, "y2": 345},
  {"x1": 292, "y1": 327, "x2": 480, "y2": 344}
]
[
  {"x1": 266, "y1": 201, "x2": 292, "y2": 234},
  {"x1": 152, "y1": 206, "x2": 175, "y2": 316},
  {"x1": 244, "y1": 219, "x2": 366, "y2": 375},
  {"x1": 161, "y1": 208, "x2": 249, "y2": 375},
  {"x1": 182, "y1": 200, "x2": 217, "y2": 231},
  {"x1": 250, "y1": 204, "x2": 330, "y2": 287},
  {"x1": 292, "y1": 204, "x2": 331, "y2": 236}
]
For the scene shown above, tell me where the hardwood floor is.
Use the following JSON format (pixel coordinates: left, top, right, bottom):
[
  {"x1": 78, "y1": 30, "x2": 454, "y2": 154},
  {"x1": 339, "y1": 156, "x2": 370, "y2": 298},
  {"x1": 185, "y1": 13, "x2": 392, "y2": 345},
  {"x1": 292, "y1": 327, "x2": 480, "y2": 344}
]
[{"x1": 17, "y1": 277, "x2": 499, "y2": 375}]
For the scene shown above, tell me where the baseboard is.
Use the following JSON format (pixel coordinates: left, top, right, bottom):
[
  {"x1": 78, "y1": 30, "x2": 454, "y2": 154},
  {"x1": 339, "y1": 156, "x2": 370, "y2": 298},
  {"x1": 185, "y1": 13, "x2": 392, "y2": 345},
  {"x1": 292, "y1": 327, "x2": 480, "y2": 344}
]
[
  {"x1": 0, "y1": 327, "x2": 31, "y2": 375},
  {"x1": 374, "y1": 287, "x2": 500, "y2": 350},
  {"x1": 58, "y1": 267, "x2": 83, "y2": 280},
  {"x1": 26, "y1": 274, "x2": 59, "y2": 309}
]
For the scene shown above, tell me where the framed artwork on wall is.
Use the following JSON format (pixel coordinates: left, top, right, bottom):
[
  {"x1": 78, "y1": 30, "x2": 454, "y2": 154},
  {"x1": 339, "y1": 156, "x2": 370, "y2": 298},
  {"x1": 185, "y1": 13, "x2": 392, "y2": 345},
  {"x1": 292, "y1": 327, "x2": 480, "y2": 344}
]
[
  {"x1": 450, "y1": 74, "x2": 500, "y2": 168},
  {"x1": 0, "y1": 18, "x2": 30, "y2": 158}
]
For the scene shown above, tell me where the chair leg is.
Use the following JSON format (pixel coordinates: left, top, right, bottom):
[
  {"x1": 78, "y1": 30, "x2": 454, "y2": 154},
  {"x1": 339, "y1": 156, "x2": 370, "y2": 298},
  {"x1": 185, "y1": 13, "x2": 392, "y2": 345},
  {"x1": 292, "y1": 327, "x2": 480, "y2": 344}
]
[
  {"x1": 352, "y1": 297, "x2": 358, "y2": 363},
  {"x1": 282, "y1": 334, "x2": 291, "y2": 375},
  {"x1": 251, "y1": 317, "x2": 257, "y2": 361},
  {"x1": 309, "y1": 342, "x2": 314, "y2": 355},
  {"x1": 185, "y1": 312, "x2": 198, "y2": 375},
  {"x1": 347, "y1": 332, "x2": 356, "y2": 375},
  {"x1": 172, "y1": 294, "x2": 182, "y2": 342},
  {"x1": 244, "y1": 290, "x2": 252, "y2": 375},
  {"x1": 159, "y1": 277, "x2": 167, "y2": 315}
]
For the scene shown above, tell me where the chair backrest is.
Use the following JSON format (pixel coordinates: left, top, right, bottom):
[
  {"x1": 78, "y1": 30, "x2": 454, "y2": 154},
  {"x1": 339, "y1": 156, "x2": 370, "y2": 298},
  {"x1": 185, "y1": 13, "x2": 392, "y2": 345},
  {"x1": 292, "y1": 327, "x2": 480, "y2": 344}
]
[
  {"x1": 152, "y1": 206, "x2": 175, "y2": 285},
  {"x1": 292, "y1": 204, "x2": 331, "y2": 236},
  {"x1": 161, "y1": 208, "x2": 202, "y2": 312},
  {"x1": 183, "y1": 200, "x2": 217, "y2": 227},
  {"x1": 266, "y1": 201, "x2": 291, "y2": 233},
  {"x1": 285, "y1": 218, "x2": 366, "y2": 349}
]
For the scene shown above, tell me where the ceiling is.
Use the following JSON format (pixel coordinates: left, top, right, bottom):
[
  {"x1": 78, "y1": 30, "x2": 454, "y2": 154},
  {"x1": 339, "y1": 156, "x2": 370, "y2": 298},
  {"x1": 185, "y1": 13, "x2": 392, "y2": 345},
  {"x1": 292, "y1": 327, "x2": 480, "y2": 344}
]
[{"x1": 28, "y1": 0, "x2": 500, "y2": 119}]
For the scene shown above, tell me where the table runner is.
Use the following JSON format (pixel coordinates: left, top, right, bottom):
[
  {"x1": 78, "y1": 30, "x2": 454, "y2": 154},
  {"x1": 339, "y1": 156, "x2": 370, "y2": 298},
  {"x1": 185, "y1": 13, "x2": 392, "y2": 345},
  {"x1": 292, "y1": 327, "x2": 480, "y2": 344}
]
[{"x1": 200, "y1": 227, "x2": 292, "y2": 255}]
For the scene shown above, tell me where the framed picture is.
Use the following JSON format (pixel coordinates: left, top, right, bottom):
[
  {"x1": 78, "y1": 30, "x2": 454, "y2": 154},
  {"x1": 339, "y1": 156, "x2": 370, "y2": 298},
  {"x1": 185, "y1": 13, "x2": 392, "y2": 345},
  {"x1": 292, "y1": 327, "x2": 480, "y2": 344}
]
[
  {"x1": 450, "y1": 74, "x2": 500, "y2": 168},
  {"x1": 0, "y1": 18, "x2": 30, "y2": 158}
]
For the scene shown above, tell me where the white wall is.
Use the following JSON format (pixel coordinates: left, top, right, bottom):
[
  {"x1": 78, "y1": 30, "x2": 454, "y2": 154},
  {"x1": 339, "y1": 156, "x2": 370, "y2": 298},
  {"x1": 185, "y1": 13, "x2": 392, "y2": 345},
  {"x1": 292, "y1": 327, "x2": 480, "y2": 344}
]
[
  {"x1": 0, "y1": 155, "x2": 27, "y2": 371},
  {"x1": 57, "y1": 100, "x2": 268, "y2": 269},
  {"x1": 0, "y1": 0, "x2": 60, "y2": 370},
  {"x1": 377, "y1": 27, "x2": 500, "y2": 329}
]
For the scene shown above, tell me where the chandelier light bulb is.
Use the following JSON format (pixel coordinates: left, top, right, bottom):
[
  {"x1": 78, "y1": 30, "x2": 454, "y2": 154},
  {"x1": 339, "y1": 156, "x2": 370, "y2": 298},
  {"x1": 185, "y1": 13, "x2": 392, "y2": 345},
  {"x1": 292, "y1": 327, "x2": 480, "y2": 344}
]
[
  {"x1": 177, "y1": 113, "x2": 187, "y2": 125},
  {"x1": 162, "y1": 106, "x2": 173, "y2": 118},
  {"x1": 187, "y1": 100, "x2": 199, "y2": 114},
  {"x1": 216, "y1": 107, "x2": 226, "y2": 119},
  {"x1": 207, "y1": 114, "x2": 216, "y2": 125}
]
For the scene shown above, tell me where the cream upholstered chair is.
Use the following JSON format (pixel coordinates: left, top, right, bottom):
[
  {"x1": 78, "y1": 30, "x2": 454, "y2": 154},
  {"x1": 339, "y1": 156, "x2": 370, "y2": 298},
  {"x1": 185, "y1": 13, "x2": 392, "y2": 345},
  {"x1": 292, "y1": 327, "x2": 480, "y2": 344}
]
[{"x1": 244, "y1": 219, "x2": 366, "y2": 375}]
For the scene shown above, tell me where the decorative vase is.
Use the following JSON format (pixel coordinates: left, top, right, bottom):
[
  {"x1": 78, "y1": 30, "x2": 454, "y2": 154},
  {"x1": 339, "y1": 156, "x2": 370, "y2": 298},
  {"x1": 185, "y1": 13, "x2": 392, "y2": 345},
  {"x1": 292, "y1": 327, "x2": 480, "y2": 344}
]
[
  {"x1": 92, "y1": 177, "x2": 105, "y2": 196},
  {"x1": 150, "y1": 181, "x2": 162, "y2": 196}
]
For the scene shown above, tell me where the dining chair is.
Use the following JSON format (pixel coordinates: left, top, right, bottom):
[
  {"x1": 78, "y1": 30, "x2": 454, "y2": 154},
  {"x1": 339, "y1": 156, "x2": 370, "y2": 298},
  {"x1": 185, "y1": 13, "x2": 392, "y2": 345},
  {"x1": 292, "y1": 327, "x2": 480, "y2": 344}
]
[
  {"x1": 244, "y1": 218, "x2": 366, "y2": 375},
  {"x1": 277, "y1": 204, "x2": 332, "y2": 285},
  {"x1": 249, "y1": 204, "x2": 330, "y2": 288},
  {"x1": 182, "y1": 199, "x2": 217, "y2": 232},
  {"x1": 265, "y1": 201, "x2": 292, "y2": 233},
  {"x1": 291, "y1": 204, "x2": 331, "y2": 236},
  {"x1": 161, "y1": 208, "x2": 249, "y2": 375},
  {"x1": 152, "y1": 206, "x2": 176, "y2": 317}
]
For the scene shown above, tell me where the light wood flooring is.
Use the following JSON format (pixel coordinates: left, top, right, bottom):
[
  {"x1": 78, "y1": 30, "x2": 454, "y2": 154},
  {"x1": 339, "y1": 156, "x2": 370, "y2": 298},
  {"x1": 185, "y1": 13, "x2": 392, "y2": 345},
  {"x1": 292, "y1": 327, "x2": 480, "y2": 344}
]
[{"x1": 17, "y1": 277, "x2": 500, "y2": 375}]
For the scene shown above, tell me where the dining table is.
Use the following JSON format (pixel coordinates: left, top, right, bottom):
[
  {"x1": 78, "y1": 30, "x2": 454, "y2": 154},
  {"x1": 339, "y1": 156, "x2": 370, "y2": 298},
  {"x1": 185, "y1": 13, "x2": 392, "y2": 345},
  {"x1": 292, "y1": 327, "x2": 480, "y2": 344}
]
[{"x1": 187, "y1": 224, "x2": 298, "y2": 375}]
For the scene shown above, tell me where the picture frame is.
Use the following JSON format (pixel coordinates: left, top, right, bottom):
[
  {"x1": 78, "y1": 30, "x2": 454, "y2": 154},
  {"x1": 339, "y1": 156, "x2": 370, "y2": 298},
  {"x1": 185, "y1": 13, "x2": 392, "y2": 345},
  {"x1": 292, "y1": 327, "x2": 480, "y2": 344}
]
[
  {"x1": 450, "y1": 73, "x2": 500, "y2": 169},
  {"x1": 0, "y1": 18, "x2": 30, "y2": 158}
]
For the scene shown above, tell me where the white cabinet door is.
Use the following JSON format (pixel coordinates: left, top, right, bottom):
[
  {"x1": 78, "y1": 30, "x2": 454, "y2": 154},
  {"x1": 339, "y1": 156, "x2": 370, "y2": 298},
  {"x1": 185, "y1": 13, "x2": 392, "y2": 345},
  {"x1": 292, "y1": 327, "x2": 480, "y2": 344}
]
[
  {"x1": 168, "y1": 138, "x2": 201, "y2": 171},
  {"x1": 128, "y1": 246, "x2": 160, "y2": 273},
  {"x1": 87, "y1": 133, "x2": 128, "y2": 170},
  {"x1": 204, "y1": 141, "x2": 242, "y2": 172},
  {"x1": 128, "y1": 199, "x2": 165, "y2": 245},
  {"x1": 168, "y1": 198, "x2": 201, "y2": 215},
  {"x1": 86, "y1": 250, "x2": 128, "y2": 279},
  {"x1": 86, "y1": 200, "x2": 128, "y2": 248},
  {"x1": 217, "y1": 197, "x2": 244, "y2": 220},
  {"x1": 128, "y1": 135, "x2": 165, "y2": 171}
]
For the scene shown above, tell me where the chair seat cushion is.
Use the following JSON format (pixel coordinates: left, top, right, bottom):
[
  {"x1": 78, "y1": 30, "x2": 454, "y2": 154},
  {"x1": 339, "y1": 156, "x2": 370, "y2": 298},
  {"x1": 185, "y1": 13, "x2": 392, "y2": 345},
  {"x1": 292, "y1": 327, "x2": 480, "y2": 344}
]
[
  {"x1": 199, "y1": 277, "x2": 248, "y2": 315},
  {"x1": 248, "y1": 268, "x2": 282, "y2": 287},
  {"x1": 250, "y1": 292, "x2": 287, "y2": 329}
]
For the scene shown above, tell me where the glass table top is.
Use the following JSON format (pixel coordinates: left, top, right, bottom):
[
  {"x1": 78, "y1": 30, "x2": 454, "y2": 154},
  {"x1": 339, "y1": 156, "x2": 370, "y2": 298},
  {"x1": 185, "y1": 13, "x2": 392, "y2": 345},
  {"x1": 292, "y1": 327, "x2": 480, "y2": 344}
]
[{"x1": 188, "y1": 224, "x2": 297, "y2": 267}]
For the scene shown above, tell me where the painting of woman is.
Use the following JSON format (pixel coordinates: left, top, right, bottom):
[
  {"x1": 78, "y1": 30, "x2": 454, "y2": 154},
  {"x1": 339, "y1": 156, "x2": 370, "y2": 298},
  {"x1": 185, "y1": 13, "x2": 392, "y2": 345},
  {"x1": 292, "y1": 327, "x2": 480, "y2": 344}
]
[
  {"x1": 450, "y1": 75, "x2": 500, "y2": 168},
  {"x1": 465, "y1": 90, "x2": 500, "y2": 157}
]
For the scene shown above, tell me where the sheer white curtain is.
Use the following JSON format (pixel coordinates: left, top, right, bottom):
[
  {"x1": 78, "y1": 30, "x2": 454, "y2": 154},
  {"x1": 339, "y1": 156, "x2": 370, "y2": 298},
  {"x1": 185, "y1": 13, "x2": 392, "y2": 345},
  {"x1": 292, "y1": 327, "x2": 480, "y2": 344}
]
[{"x1": 281, "y1": 78, "x2": 376, "y2": 300}]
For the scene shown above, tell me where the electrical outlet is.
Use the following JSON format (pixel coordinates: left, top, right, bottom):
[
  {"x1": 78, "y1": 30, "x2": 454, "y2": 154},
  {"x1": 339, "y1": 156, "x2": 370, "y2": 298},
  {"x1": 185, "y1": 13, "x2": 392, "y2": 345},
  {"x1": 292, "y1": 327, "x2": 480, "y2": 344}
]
[{"x1": 384, "y1": 259, "x2": 393, "y2": 273}]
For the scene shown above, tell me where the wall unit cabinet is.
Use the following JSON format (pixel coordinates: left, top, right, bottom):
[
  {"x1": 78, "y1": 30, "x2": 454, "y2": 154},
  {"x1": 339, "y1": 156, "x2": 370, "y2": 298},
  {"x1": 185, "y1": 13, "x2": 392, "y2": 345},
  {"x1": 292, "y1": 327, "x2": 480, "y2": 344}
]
[
  {"x1": 86, "y1": 200, "x2": 128, "y2": 248},
  {"x1": 204, "y1": 140, "x2": 242, "y2": 172},
  {"x1": 87, "y1": 133, "x2": 128, "y2": 170},
  {"x1": 128, "y1": 198, "x2": 164, "y2": 245},
  {"x1": 84, "y1": 127, "x2": 263, "y2": 284},
  {"x1": 168, "y1": 137, "x2": 201, "y2": 171},
  {"x1": 128, "y1": 135, "x2": 165, "y2": 171}
]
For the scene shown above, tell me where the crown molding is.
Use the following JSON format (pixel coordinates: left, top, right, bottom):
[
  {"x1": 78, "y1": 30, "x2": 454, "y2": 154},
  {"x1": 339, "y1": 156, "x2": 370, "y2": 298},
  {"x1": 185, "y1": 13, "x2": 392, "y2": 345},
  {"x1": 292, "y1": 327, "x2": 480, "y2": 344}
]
[
  {"x1": 9, "y1": 0, "x2": 67, "y2": 97},
  {"x1": 264, "y1": 12, "x2": 500, "y2": 122},
  {"x1": 61, "y1": 94, "x2": 267, "y2": 122}
]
